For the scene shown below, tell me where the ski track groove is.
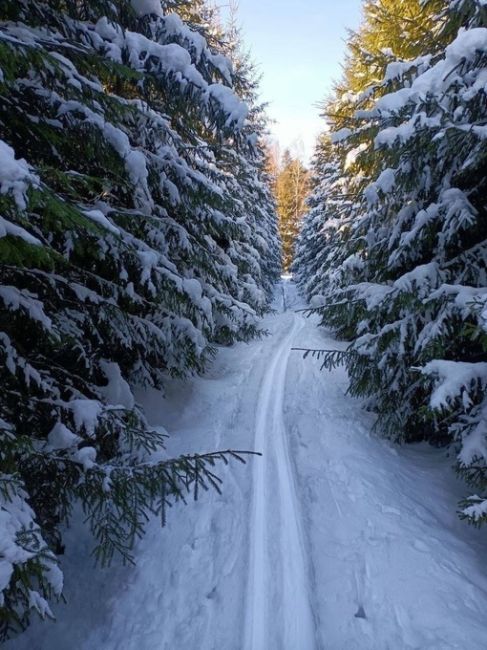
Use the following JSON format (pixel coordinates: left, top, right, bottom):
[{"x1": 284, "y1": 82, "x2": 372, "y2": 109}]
[{"x1": 244, "y1": 308, "x2": 317, "y2": 650}]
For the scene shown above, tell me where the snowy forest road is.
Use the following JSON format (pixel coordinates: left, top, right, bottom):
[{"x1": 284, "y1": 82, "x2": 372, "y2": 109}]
[
  {"x1": 244, "y1": 308, "x2": 317, "y2": 650},
  {"x1": 10, "y1": 280, "x2": 487, "y2": 650}
]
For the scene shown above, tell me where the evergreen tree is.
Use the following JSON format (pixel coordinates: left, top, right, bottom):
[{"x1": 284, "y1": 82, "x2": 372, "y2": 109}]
[
  {"x1": 293, "y1": 134, "x2": 357, "y2": 312},
  {"x1": 276, "y1": 151, "x2": 310, "y2": 271},
  {"x1": 0, "y1": 0, "x2": 279, "y2": 637},
  {"x1": 219, "y1": 4, "x2": 282, "y2": 295},
  {"x1": 295, "y1": 0, "x2": 487, "y2": 526}
]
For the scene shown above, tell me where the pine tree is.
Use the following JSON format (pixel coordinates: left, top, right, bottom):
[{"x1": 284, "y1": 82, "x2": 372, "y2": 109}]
[{"x1": 0, "y1": 0, "x2": 279, "y2": 637}]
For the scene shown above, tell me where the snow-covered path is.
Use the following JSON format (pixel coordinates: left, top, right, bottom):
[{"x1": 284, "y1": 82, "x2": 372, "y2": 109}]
[
  {"x1": 244, "y1": 312, "x2": 316, "y2": 650},
  {"x1": 10, "y1": 280, "x2": 487, "y2": 650}
]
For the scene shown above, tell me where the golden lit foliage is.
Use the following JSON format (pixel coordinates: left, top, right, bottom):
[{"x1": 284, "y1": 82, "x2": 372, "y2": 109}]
[{"x1": 342, "y1": 0, "x2": 444, "y2": 94}]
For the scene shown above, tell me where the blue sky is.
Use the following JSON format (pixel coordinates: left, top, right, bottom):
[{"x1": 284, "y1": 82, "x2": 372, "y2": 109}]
[{"x1": 227, "y1": 0, "x2": 363, "y2": 160}]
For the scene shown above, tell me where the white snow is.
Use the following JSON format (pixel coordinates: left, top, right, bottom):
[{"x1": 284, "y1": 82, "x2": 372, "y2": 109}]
[
  {"x1": 462, "y1": 485, "x2": 487, "y2": 523},
  {"x1": 207, "y1": 84, "x2": 248, "y2": 129},
  {"x1": 374, "y1": 86, "x2": 415, "y2": 115},
  {"x1": 71, "y1": 446, "x2": 97, "y2": 471},
  {"x1": 422, "y1": 360, "x2": 487, "y2": 411},
  {"x1": 431, "y1": 284, "x2": 487, "y2": 315},
  {"x1": 394, "y1": 262, "x2": 440, "y2": 295},
  {"x1": 0, "y1": 481, "x2": 61, "y2": 614},
  {"x1": 0, "y1": 139, "x2": 39, "y2": 210},
  {"x1": 82, "y1": 209, "x2": 120, "y2": 235},
  {"x1": 365, "y1": 168, "x2": 396, "y2": 204},
  {"x1": 345, "y1": 143, "x2": 368, "y2": 170},
  {"x1": 244, "y1": 315, "x2": 315, "y2": 649},
  {"x1": 95, "y1": 17, "x2": 122, "y2": 42},
  {"x1": 182, "y1": 278, "x2": 203, "y2": 302},
  {"x1": 331, "y1": 127, "x2": 352, "y2": 143},
  {"x1": 8, "y1": 280, "x2": 487, "y2": 650},
  {"x1": 458, "y1": 407, "x2": 487, "y2": 468},
  {"x1": 0, "y1": 215, "x2": 42, "y2": 246},
  {"x1": 99, "y1": 360, "x2": 135, "y2": 410},
  {"x1": 130, "y1": 0, "x2": 163, "y2": 17},
  {"x1": 47, "y1": 423, "x2": 82, "y2": 451},
  {"x1": 384, "y1": 55, "x2": 432, "y2": 82},
  {"x1": 0, "y1": 286, "x2": 53, "y2": 331},
  {"x1": 68, "y1": 400, "x2": 103, "y2": 438},
  {"x1": 446, "y1": 27, "x2": 487, "y2": 65},
  {"x1": 373, "y1": 27, "x2": 487, "y2": 125}
]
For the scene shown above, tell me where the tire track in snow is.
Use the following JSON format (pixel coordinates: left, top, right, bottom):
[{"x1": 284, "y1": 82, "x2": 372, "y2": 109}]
[{"x1": 244, "y1": 311, "x2": 317, "y2": 650}]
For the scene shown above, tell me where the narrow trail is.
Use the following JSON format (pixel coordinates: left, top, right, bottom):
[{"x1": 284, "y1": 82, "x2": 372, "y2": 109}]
[{"x1": 244, "y1": 298, "x2": 316, "y2": 650}]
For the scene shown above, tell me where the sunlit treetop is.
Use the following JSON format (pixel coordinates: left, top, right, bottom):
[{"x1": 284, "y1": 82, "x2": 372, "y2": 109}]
[{"x1": 336, "y1": 0, "x2": 444, "y2": 95}]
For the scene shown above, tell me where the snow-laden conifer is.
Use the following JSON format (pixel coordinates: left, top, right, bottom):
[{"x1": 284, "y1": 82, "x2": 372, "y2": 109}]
[
  {"x1": 293, "y1": 136, "x2": 358, "y2": 315},
  {"x1": 295, "y1": 0, "x2": 487, "y2": 527},
  {"x1": 0, "y1": 0, "x2": 279, "y2": 637}
]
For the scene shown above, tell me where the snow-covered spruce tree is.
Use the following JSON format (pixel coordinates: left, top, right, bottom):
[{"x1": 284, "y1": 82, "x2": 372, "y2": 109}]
[
  {"x1": 307, "y1": 0, "x2": 487, "y2": 523},
  {"x1": 308, "y1": 0, "x2": 448, "y2": 344},
  {"x1": 292, "y1": 141, "x2": 329, "y2": 295},
  {"x1": 216, "y1": 13, "x2": 281, "y2": 298},
  {"x1": 0, "y1": 0, "x2": 279, "y2": 638},
  {"x1": 293, "y1": 3, "x2": 436, "y2": 323},
  {"x1": 292, "y1": 135, "x2": 359, "y2": 316}
]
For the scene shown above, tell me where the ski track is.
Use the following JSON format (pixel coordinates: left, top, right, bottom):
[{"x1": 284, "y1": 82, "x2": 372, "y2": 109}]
[{"x1": 244, "y1": 309, "x2": 316, "y2": 650}]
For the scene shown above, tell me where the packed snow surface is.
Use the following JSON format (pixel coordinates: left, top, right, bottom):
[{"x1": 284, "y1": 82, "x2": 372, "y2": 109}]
[{"x1": 10, "y1": 280, "x2": 487, "y2": 649}]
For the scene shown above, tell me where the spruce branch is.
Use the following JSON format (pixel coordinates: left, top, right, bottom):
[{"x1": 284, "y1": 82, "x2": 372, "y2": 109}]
[
  {"x1": 295, "y1": 299, "x2": 362, "y2": 315},
  {"x1": 292, "y1": 347, "x2": 352, "y2": 371}
]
